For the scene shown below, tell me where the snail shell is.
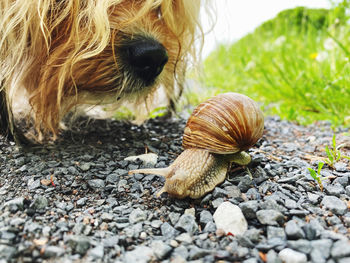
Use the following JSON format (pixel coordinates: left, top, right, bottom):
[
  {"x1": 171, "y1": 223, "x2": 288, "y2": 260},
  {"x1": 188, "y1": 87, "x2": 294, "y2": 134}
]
[
  {"x1": 183, "y1": 92, "x2": 264, "y2": 153},
  {"x1": 129, "y1": 92, "x2": 264, "y2": 199}
]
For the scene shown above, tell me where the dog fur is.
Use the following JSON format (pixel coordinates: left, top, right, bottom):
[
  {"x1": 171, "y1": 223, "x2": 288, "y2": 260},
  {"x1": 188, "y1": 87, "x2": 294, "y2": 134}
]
[{"x1": 0, "y1": 0, "x2": 203, "y2": 142}]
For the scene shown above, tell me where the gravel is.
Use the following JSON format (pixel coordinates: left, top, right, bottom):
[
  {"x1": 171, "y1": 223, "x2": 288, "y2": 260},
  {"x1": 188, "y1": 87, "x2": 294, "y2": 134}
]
[{"x1": 0, "y1": 115, "x2": 349, "y2": 262}]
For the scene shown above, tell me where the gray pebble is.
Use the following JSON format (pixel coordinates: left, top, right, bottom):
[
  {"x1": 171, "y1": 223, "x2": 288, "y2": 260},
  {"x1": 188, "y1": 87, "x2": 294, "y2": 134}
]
[
  {"x1": 321, "y1": 196, "x2": 348, "y2": 215},
  {"x1": 88, "y1": 245, "x2": 104, "y2": 259},
  {"x1": 331, "y1": 240, "x2": 350, "y2": 258},
  {"x1": 175, "y1": 214, "x2": 198, "y2": 234},
  {"x1": 31, "y1": 195, "x2": 48, "y2": 211},
  {"x1": 43, "y1": 246, "x2": 65, "y2": 258},
  {"x1": 225, "y1": 185, "x2": 242, "y2": 199},
  {"x1": 129, "y1": 208, "x2": 147, "y2": 224},
  {"x1": 88, "y1": 179, "x2": 105, "y2": 189},
  {"x1": 161, "y1": 222, "x2": 177, "y2": 239},
  {"x1": 285, "y1": 220, "x2": 305, "y2": 240},
  {"x1": 66, "y1": 235, "x2": 91, "y2": 255},
  {"x1": 203, "y1": 221, "x2": 216, "y2": 233},
  {"x1": 256, "y1": 209, "x2": 285, "y2": 226},
  {"x1": 324, "y1": 184, "x2": 345, "y2": 197},
  {"x1": 239, "y1": 200, "x2": 259, "y2": 219},
  {"x1": 199, "y1": 210, "x2": 213, "y2": 225},
  {"x1": 124, "y1": 246, "x2": 153, "y2": 263},
  {"x1": 310, "y1": 239, "x2": 332, "y2": 261},
  {"x1": 151, "y1": 240, "x2": 172, "y2": 260},
  {"x1": 287, "y1": 240, "x2": 312, "y2": 254}
]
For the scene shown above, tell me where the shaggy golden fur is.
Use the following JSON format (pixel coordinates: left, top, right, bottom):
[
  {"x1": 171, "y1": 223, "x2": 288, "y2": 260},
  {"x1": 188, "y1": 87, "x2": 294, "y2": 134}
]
[{"x1": 0, "y1": 0, "x2": 203, "y2": 142}]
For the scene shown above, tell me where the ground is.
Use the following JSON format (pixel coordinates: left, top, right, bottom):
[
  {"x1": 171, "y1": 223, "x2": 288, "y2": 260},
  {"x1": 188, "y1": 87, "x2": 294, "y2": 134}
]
[{"x1": 0, "y1": 115, "x2": 349, "y2": 263}]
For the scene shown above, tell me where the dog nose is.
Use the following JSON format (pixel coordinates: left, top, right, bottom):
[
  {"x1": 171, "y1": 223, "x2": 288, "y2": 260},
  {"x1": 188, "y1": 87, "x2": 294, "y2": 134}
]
[{"x1": 123, "y1": 38, "x2": 169, "y2": 84}]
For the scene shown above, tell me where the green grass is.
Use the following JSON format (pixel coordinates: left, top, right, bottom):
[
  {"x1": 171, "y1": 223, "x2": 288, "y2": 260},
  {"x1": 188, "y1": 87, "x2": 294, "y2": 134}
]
[{"x1": 200, "y1": 2, "x2": 350, "y2": 127}]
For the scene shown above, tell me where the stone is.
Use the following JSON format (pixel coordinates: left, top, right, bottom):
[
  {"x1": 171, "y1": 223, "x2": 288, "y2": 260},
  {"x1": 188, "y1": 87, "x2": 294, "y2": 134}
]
[
  {"x1": 285, "y1": 199, "x2": 298, "y2": 209},
  {"x1": 310, "y1": 239, "x2": 332, "y2": 262},
  {"x1": 66, "y1": 235, "x2": 91, "y2": 255},
  {"x1": 88, "y1": 179, "x2": 105, "y2": 189},
  {"x1": 199, "y1": 210, "x2": 213, "y2": 225},
  {"x1": 256, "y1": 209, "x2": 284, "y2": 226},
  {"x1": 28, "y1": 179, "x2": 41, "y2": 190},
  {"x1": 324, "y1": 184, "x2": 345, "y2": 197},
  {"x1": 213, "y1": 201, "x2": 248, "y2": 235},
  {"x1": 129, "y1": 208, "x2": 147, "y2": 224},
  {"x1": 175, "y1": 214, "x2": 198, "y2": 234},
  {"x1": 287, "y1": 240, "x2": 312, "y2": 254},
  {"x1": 124, "y1": 246, "x2": 153, "y2": 263},
  {"x1": 0, "y1": 245, "x2": 16, "y2": 260},
  {"x1": 88, "y1": 245, "x2": 104, "y2": 259},
  {"x1": 239, "y1": 200, "x2": 259, "y2": 219},
  {"x1": 278, "y1": 248, "x2": 307, "y2": 263},
  {"x1": 266, "y1": 249, "x2": 281, "y2": 263},
  {"x1": 31, "y1": 196, "x2": 48, "y2": 210},
  {"x1": 101, "y1": 212, "x2": 114, "y2": 222},
  {"x1": 321, "y1": 196, "x2": 347, "y2": 215},
  {"x1": 124, "y1": 153, "x2": 158, "y2": 166},
  {"x1": 169, "y1": 212, "x2": 181, "y2": 226},
  {"x1": 267, "y1": 226, "x2": 286, "y2": 240},
  {"x1": 43, "y1": 246, "x2": 65, "y2": 258},
  {"x1": 3, "y1": 197, "x2": 25, "y2": 211},
  {"x1": 188, "y1": 245, "x2": 211, "y2": 260},
  {"x1": 302, "y1": 223, "x2": 318, "y2": 240},
  {"x1": 203, "y1": 221, "x2": 216, "y2": 233},
  {"x1": 307, "y1": 193, "x2": 320, "y2": 204},
  {"x1": 285, "y1": 220, "x2": 305, "y2": 239},
  {"x1": 331, "y1": 240, "x2": 350, "y2": 258},
  {"x1": 175, "y1": 233, "x2": 192, "y2": 244},
  {"x1": 151, "y1": 240, "x2": 172, "y2": 260},
  {"x1": 225, "y1": 185, "x2": 242, "y2": 199},
  {"x1": 161, "y1": 222, "x2": 177, "y2": 239}
]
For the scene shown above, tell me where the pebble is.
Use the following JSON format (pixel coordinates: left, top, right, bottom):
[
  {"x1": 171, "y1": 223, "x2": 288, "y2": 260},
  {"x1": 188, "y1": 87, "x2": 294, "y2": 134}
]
[
  {"x1": 124, "y1": 246, "x2": 153, "y2": 263},
  {"x1": 239, "y1": 200, "x2": 259, "y2": 219},
  {"x1": 66, "y1": 235, "x2": 91, "y2": 255},
  {"x1": 161, "y1": 222, "x2": 177, "y2": 239},
  {"x1": 129, "y1": 208, "x2": 147, "y2": 224},
  {"x1": 321, "y1": 196, "x2": 348, "y2": 215},
  {"x1": 43, "y1": 246, "x2": 65, "y2": 258},
  {"x1": 256, "y1": 209, "x2": 285, "y2": 226},
  {"x1": 88, "y1": 245, "x2": 104, "y2": 259},
  {"x1": 213, "y1": 201, "x2": 248, "y2": 235},
  {"x1": 31, "y1": 196, "x2": 48, "y2": 211},
  {"x1": 88, "y1": 179, "x2": 105, "y2": 189},
  {"x1": 124, "y1": 153, "x2": 158, "y2": 166},
  {"x1": 278, "y1": 248, "x2": 307, "y2": 263},
  {"x1": 175, "y1": 214, "x2": 198, "y2": 234},
  {"x1": 285, "y1": 220, "x2": 305, "y2": 239},
  {"x1": 199, "y1": 210, "x2": 213, "y2": 225},
  {"x1": 151, "y1": 240, "x2": 172, "y2": 260},
  {"x1": 331, "y1": 240, "x2": 350, "y2": 258}
]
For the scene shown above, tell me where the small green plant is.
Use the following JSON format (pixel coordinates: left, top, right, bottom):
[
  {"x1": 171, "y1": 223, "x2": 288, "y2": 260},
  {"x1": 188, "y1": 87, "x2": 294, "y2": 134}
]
[
  {"x1": 307, "y1": 134, "x2": 350, "y2": 191},
  {"x1": 308, "y1": 162, "x2": 325, "y2": 191},
  {"x1": 324, "y1": 134, "x2": 350, "y2": 168}
]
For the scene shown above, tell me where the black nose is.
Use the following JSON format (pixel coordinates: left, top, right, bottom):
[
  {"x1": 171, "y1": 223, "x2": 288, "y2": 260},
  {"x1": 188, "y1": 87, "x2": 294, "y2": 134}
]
[{"x1": 121, "y1": 38, "x2": 168, "y2": 85}]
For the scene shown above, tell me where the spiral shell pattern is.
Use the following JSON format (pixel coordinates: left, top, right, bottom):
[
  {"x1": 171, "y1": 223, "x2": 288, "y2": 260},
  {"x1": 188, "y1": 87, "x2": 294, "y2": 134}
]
[{"x1": 182, "y1": 92, "x2": 264, "y2": 154}]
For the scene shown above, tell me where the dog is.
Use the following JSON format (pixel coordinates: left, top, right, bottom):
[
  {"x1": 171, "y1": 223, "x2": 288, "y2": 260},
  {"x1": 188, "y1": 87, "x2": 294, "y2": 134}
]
[{"x1": 0, "y1": 0, "x2": 203, "y2": 143}]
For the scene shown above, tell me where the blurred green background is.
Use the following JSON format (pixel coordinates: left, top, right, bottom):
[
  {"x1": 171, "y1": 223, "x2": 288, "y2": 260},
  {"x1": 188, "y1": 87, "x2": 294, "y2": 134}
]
[{"x1": 184, "y1": 0, "x2": 350, "y2": 128}]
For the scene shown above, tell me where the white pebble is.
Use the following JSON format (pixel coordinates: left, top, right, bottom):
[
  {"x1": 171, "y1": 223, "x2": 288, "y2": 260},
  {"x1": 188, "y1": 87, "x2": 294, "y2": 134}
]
[
  {"x1": 124, "y1": 153, "x2": 158, "y2": 166},
  {"x1": 213, "y1": 201, "x2": 248, "y2": 236},
  {"x1": 278, "y1": 248, "x2": 307, "y2": 263}
]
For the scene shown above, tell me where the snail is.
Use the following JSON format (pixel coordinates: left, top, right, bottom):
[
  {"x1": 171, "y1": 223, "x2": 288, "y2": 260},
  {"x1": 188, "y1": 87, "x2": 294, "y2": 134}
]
[{"x1": 129, "y1": 92, "x2": 264, "y2": 199}]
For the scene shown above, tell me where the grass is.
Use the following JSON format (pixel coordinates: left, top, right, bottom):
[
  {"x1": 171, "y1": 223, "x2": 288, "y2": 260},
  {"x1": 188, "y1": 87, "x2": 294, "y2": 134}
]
[
  {"x1": 307, "y1": 134, "x2": 350, "y2": 191},
  {"x1": 200, "y1": 1, "x2": 350, "y2": 128}
]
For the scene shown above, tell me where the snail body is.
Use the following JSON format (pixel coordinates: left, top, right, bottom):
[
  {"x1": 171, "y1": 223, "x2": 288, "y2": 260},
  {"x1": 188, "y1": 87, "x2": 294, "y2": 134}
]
[{"x1": 129, "y1": 92, "x2": 264, "y2": 199}]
